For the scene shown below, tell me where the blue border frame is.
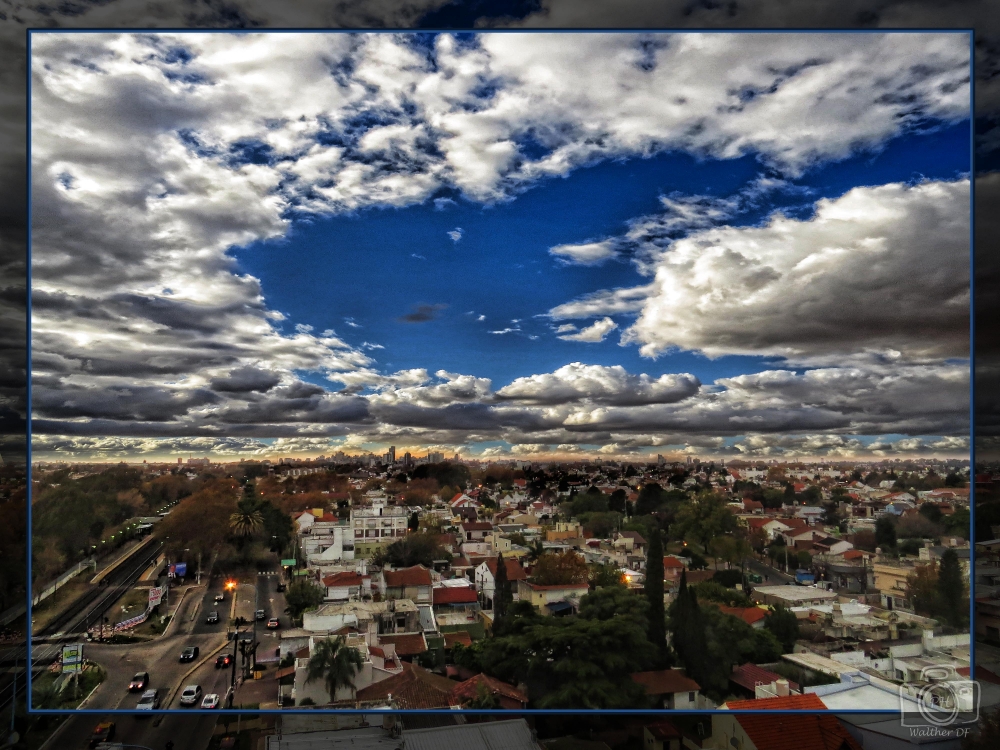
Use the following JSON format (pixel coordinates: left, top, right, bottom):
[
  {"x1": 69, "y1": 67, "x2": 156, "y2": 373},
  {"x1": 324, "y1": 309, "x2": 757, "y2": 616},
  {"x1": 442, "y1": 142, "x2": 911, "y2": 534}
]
[{"x1": 24, "y1": 27, "x2": 977, "y2": 717}]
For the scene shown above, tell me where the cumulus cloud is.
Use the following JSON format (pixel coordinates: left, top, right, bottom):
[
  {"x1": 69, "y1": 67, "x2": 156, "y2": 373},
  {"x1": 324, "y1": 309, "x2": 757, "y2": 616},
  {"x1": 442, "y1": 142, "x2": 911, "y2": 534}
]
[
  {"x1": 557, "y1": 317, "x2": 617, "y2": 342},
  {"x1": 549, "y1": 240, "x2": 617, "y2": 266},
  {"x1": 497, "y1": 363, "x2": 700, "y2": 406},
  {"x1": 447, "y1": 227, "x2": 464, "y2": 242}
]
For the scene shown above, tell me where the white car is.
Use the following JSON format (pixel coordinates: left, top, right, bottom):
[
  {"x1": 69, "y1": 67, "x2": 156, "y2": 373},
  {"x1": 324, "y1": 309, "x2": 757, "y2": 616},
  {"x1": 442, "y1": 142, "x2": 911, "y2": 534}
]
[
  {"x1": 179, "y1": 684, "x2": 202, "y2": 707},
  {"x1": 201, "y1": 693, "x2": 220, "y2": 709},
  {"x1": 135, "y1": 689, "x2": 159, "y2": 710}
]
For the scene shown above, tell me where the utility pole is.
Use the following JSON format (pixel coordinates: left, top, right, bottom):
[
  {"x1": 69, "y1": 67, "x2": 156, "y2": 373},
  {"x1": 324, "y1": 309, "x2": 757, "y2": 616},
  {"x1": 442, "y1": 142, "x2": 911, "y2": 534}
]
[
  {"x1": 196, "y1": 550, "x2": 202, "y2": 586},
  {"x1": 228, "y1": 616, "x2": 243, "y2": 708}
]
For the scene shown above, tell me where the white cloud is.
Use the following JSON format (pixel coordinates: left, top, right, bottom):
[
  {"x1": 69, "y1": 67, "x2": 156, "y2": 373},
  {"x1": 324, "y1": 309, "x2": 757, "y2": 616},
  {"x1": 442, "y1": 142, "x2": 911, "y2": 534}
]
[
  {"x1": 497, "y1": 363, "x2": 700, "y2": 405},
  {"x1": 447, "y1": 227, "x2": 464, "y2": 242},
  {"x1": 557, "y1": 317, "x2": 617, "y2": 342},
  {"x1": 549, "y1": 240, "x2": 617, "y2": 266}
]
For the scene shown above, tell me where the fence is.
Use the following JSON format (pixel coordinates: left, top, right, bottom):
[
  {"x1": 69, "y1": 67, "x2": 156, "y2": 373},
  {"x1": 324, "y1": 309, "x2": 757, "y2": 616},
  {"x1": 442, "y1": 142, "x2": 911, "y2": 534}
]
[{"x1": 31, "y1": 557, "x2": 97, "y2": 607}]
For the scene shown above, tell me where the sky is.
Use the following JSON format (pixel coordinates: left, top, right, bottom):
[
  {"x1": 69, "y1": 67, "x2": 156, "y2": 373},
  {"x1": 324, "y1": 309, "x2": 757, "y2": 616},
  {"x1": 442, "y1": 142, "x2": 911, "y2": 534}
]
[{"x1": 28, "y1": 31, "x2": 972, "y2": 462}]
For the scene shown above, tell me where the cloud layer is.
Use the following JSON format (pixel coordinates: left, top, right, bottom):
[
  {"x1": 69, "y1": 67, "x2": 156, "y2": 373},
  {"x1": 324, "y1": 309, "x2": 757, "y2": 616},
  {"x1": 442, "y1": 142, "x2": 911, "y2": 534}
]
[{"x1": 27, "y1": 32, "x2": 970, "y2": 460}]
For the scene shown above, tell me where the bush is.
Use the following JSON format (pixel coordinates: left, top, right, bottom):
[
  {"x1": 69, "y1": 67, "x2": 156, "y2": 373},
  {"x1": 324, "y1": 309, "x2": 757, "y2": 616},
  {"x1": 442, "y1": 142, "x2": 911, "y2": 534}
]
[{"x1": 712, "y1": 569, "x2": 745, "y2": 589}]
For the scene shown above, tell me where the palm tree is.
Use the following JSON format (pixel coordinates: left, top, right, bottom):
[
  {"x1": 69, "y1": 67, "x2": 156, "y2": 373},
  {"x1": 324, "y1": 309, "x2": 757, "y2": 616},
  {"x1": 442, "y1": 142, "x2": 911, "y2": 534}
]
[
  {"x1": 229, "y1": 497, "x2": 264, "y2": 540},
  {"x1": 526, "y1": 539, "x2": 545, "y2": 563},
  {"x1": 305, "y1": 636, "x2": 364, "y2": 704}
]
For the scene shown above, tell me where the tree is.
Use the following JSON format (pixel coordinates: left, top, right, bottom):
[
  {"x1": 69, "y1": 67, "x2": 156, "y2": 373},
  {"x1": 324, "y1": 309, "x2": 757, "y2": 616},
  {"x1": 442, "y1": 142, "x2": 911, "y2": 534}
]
[
  {"x1": 462, "y1": 682, "x2": 501, "y2": 709},
  {"x1": 875, "y1": 516, "x2": 897, "y2": 550},
  {"x1": 609, "y1": 488, "x2": 628, "y2": 514},
  {"x1": 919, "y1": 503, "x2": 944, "y2": 524},
  {"x1": 643, "y1": 528, "x2": 668, "y2": 668},
  {"x1": 285, "y1": 578, "x2": 325, "y2": 620},
  {"x1": 588, "y1": 561, "x2": 623, "y2": 589},
  {"x1": 764, "y1": 604, "x2": 800, "y2": 653},
  {"x1": 937, "y1": 548, "x2": 969, "y2": 627},
  {"x1": 374, "y1": 534, "x2": 447, "y2": 568},
  {"x1": 305, "y1": 636, "x2": 364, "y2": 703},
  {"x1": 672, "y1": 493, "x2": 736, "y2": 553},
  {"x1": 407, "y1": 512, "x2": 419, "y2": 531},
  {"x1": 668, "y1": 572, "x2": 710, "y2": 693},
  {"x1": 796, "y1": 550, "x2": 812, "y2": 569},
  {"x1": 944, "y1": 472, "x2": 965, "y2": 488},
  {"x1": 635, "y1": 483, "x2": 668, "y2": 516},
  {"x1": 532, "y1": 551, "x2": 589, "y2": 586},
  {"x1": 821, "y1": 501, "x2": 842, "y2": 527},
  {"x1": 229, "y1": 495, "x2": 265, "y2": 540},
  {"x1": 907, "y1": 562, "x2": 940, "y2": 619},
  {"x1": 494, "y1": 553, "x2": 512, "y2": 620}
]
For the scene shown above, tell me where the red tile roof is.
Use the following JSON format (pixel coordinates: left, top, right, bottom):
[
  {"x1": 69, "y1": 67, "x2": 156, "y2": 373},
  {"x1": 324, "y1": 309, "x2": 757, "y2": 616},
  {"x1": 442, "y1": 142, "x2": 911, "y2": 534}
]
[
  {"x1": 735, "y1": 712, "x2": 861, "y2": 750},
  {"x1": 646, "y1": 721, "x2": 683, "y2": 741},
  {"x1": 485, "y1": 557, "x2": 528, "y2": 581},
  {"x1": 355, "y1": 661, "x2": 454, "y2": 709},
  {"x1": 322, "y1": 571, "x2": 366, "y2": 587},
  {"x1": 460, "y1": 521, "x2": 494, "y2": 532},
  {"x1": 726, "y1": 693, "x2": 826, "y2": 710},
  {"x1": 443, "y1": 631, "x2": 473, "y2": 648},
  {"x1": 631, "y1": 669, "x2": 701, "y2": 696},
  {"x1": 743, "y1": 500, "x2": 764, "y2": 511},
  {"x1": 618, "y1": 531, "x2": 647, "y2": 545},
  {"x1": 730, "y1": 663, "x2": 800, "y2": 694},
  {"x1": 433, "y1": 586, "x2": 478, "y2": 605},
  {"x1": 662, "y1": 556, "x2": 685, "y2": 569},
  {"x1": 842, "y1": 549, "x2": 866, "y2": 560},
  {"x1": 379, "y1": 633, "x2": 427, "y2": 656},
  {"x1": 383, "y1": 565, "x2": 432, "y2": 587},
  {"x1": 717, "y1": 605, "x2": 768, "y2": 626},
  {"x1": 449, "y1": 673, "x2": 527, "y2": 706}
]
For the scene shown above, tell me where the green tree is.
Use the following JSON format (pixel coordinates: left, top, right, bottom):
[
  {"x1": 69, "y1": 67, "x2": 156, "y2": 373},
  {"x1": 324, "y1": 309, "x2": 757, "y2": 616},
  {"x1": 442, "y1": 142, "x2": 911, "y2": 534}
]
[
  {"x1": 672, "y1": 493, "x2": 736, "y2": 553},
  {"x1": 635, "y1": 483, "x2": 668, "y2": 516},
  {"x1": 374, "y1": 534, "x2": 447, "y2": 568},
  {"x1": 609, "y1": 488, "x2": 628, "y2": 514},
  {"x1": 764, "y1": 604, "x2": 799, "y2": 653},
  {"x1": 875, "y1": 516, "x2": 897, "y2": 550},
  {"x1": 821, "y1": 501, "x2": 842, "y2": 527},
  {"x1": 643, "y1": 528, "x2": 668, "y2": 668},
  {"x1": 494, "y1": 553, "x2": 512, "y2": 620},
  {"x1": 462, "y1": 682, "x2": 501, "y2": 709},
  {"x1": 284, "y1": 578, "x2": 325, "y2": 620},
  {"x1": 919, "y1": 503, "x2": 943, "y2": 524},
  {"x1": 408, "y1": 512, "x2": 419, "y2": 531},
  {"x1": 937, "y1": 548, "x2": 969, "y2": 627},
  {"x1": 668, "y1": 572, "x2": 710, "y2": 692},
  {"x1": 797, "y1": 550, "x2": 813, "y2": 569},
  {"x1": 229, "y1": 494, "x2": 265, "y2": 540},
  {"x1": 532, "y1": 551, "x2": 589, "y2": 586},
  {"x1": 588, "y1": 561, "x2": 623, "y2": 589},
  {"x1": 305, "y1": 636, "x2": 364, "y2": 703},
  {"x1": 944, "y1": 472, "x2": 965, "y2": 488}
]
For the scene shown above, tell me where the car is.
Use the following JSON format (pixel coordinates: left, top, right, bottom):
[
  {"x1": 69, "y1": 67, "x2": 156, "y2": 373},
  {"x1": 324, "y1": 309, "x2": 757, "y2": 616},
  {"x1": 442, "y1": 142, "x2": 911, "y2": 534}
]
[
  {"x1": 179, "y1": 646, "x2": 200, "y2": 663},
  {"x1": 215, "y1": 653, "x2": 233, "y2": 669},
  {"x1": 205, "y1": 610, "x2": 220, "y2": 624},
  {"x1": 88, "y1": 721, "x2": 116, "y2": 748},
  {"x1": 254, "y1": 609, "x2": 266, "y2": 621},
  {"x1": 135, "y1": 689, "x2": 160, "y2": 710},
  {"x1": 179, "y1": 684, "x2": 203, "y2": 707},
  {"x1": 266, "y1": 617, "x2": 280, "y2": 629},
  {"x1": 214, "y1": 592, "x2": 225, "y2": 603},
  {"x1": 201, "y1": 693, "x2": 221, "y2": 709},
  {"x1": 128, "y1": 671, "x2": 149, "y2": 692},
  {"x1": 276, "y1": 582, "x2": 286, "y2": 592}
]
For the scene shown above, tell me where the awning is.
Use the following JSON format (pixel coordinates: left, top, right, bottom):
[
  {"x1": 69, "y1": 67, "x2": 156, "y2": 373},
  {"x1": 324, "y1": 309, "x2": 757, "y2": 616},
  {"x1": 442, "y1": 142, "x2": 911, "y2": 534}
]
[{"x1": 545, "y1": 601, "x2": 574, "y2": 614}]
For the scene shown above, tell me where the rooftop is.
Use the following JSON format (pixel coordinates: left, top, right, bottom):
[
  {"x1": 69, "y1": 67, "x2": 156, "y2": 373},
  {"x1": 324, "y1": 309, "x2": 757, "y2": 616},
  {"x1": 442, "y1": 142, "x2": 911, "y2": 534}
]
[{"x1": 631, "y1": 669, "x2": 701, "y2": 696}]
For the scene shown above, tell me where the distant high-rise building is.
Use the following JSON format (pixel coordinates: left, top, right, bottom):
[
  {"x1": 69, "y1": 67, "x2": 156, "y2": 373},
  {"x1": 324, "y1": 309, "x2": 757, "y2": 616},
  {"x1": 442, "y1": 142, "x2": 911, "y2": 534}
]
[
  {"x1": 389, "y1": 446, "x2": 396, "y2": 464},
  {"x1": 403, "y1": 452, "x2": 412, "y2": 467},
  {"x1": 657, "y1": 454, "x2": 665, "y2": 465}
]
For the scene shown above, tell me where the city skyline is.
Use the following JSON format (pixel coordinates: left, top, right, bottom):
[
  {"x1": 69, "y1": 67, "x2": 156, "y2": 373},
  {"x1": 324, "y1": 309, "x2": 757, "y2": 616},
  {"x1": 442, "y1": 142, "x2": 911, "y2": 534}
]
[{"x1": 29, "y1": 32, "x2": 972, "y2": 463}]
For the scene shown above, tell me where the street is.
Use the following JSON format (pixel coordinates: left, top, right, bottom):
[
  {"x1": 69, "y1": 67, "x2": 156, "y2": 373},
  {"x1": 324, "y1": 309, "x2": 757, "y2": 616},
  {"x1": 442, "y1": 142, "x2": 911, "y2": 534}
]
[
  {"x1": 744, "y1": 556, "x2": 796, "y2": 585},
  {"x1": 44, "y1": 568, "x2": 288, "y2": 749}
]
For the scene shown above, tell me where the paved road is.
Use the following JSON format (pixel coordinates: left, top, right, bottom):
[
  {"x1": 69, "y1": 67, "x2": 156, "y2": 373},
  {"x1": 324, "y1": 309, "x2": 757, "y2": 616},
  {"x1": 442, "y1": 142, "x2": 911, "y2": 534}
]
[
  {"x1": 41, "y1": 706, "x2": 220, "y2": 750},
  {"x1": 745, "y1": 556, "x2": 796, "y2": 585}
]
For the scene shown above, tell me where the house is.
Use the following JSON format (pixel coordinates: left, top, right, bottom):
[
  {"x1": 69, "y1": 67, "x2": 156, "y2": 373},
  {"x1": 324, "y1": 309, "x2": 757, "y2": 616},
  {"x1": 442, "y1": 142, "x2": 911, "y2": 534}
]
[
  {"x1": 378, "y1": 632, "x2": 428, "y2": 661},
  {"x1": 460, "y1": 521, "x2": 493, "y2": 542},
  {"x1": 742, "y1": 499, "x2": 764, "y2": 514},
  {"x1": 716, "y1": 604, "x2": 768, "y2": 629},
  {"x1": 450, "y1": 493, "x2": 481, "y2": 510},
  {"x1": 322, "y1": 571, "x2": 371, "y2": 601},
  {"x1": 630, "y1": 669, "x2": 704, "y2": 709},
  {"x1": 729, "y1": 663, "x2": 800, "y2": 699},
  {"x1": 475, "y1": 557, "x2": 527, "y2": 609},
  {"x1": 516, "y1": 580, "x2": 589, "y2": 616},
  {"x1": 662, "y1": 556, "x2": 686, "y2": 582},
  {"x1": 353, "y1": 661, "x2": 455, "y2": 709},
  {"x1": 721, "y1": 693, "x2": 826, "y2": 710},
  {"x1": 642, "y1": 721, "x2": 684, "y2": 750},
  {"x1": 448, "y1": 673, "x2": 529, "y2": 709},
  {"x1": 380, "y1": 565, "x2": 433, "y2": 605},
  {"x1": 711, "y1": 701, "x2": 862, "y2": 750}
]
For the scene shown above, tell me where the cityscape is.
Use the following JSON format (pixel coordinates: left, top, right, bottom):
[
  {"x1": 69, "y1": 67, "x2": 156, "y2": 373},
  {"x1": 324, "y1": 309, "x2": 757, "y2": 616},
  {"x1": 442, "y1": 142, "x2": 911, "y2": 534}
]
[{"x1": 13, "y1": 25, "x2": 987, "y2": 750}]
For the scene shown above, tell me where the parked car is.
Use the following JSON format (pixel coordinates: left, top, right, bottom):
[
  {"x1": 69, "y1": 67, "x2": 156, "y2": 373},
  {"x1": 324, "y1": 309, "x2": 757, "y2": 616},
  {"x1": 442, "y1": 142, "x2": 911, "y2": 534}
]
[
  {"x1": 135, "y1": 689, "x2": 160, "y2": 710},
  {"x1": 266, "y1": 617, "x2": 280, "y2": 630},
  {"x1": 276, "y1": 582, "x2": 286, "y2": 592},
  {"x1": 179, "y1": 646, "x2": 200, "y2": 663},
  {"x1": 88, "y1": 721, "x2": 116, "y2": 748},
  {"x1": 179, "y1": 685, "x2": 203, "y2": 707},
  {"x1": 205, "y1": 610, "x2": 220, "y2": 624},
  {"x1": 201, "y1": 693, "x2": 221, "y2": 709},
  {"x1": 128, "y1": 671, "x2": 149, "y2": 692},
  {"x1": 215, "y1": 653, "x2": 233, "y2": 669},
  {"x1": 254, "y1": 609, "x2": 266, "y2": 621}
]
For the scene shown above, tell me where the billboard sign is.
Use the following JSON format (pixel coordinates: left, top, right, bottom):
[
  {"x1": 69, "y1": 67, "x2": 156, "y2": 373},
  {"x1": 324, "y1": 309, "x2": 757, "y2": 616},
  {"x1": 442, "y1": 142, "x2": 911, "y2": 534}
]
[
  {"x1": 281, "y1": 559, "x2": 296, "y2": 567},
  {"x1": 174, "y1": 562, "x2": 188, "y2": 577},
  {"x1": 148, "y1": 585, "x2": 165, "y2": 608},
  {"x1": 62, "y1": 644, "x2": 83, "y2": 673}
]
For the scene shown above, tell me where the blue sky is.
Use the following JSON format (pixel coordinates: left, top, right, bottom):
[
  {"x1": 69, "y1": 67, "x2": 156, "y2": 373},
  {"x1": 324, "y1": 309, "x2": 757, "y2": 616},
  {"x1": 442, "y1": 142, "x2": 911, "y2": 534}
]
[
  {"x1": 236, "y1": 121, "x2": 969, "y2": 391},
  {"x1": 28, "y1": 32, "x2": 973, "y2": 461}
]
